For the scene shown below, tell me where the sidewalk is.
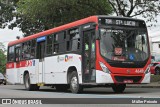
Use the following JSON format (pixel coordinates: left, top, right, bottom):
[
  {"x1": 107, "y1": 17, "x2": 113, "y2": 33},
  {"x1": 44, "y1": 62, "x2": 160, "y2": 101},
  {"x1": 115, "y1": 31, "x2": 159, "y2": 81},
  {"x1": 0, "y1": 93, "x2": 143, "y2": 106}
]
[{"x1": 127, "y1": 82, "x2": 160, "y2": 88}]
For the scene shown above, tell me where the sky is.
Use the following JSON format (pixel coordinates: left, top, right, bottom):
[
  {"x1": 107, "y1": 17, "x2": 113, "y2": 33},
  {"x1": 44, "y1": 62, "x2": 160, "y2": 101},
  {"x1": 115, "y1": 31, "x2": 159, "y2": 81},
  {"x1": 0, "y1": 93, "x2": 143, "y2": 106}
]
[{"x1": 0, "y1": 15, "x2": 160, "y2": 49}]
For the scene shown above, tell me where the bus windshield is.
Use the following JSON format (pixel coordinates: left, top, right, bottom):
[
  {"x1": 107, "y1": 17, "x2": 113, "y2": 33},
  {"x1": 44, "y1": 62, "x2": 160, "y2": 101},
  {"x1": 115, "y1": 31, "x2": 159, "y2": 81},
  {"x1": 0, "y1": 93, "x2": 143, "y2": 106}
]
[{"x1": 100, "y1": 28, "x2": 149, "y2": 62}]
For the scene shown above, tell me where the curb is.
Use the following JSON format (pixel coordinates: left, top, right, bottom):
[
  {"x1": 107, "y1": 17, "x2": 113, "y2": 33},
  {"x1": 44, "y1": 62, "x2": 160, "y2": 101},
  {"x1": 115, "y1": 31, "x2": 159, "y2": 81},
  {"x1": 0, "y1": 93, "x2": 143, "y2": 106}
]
[{"x1": 127, "y1": 85, "x2": 160, "y2": 88}]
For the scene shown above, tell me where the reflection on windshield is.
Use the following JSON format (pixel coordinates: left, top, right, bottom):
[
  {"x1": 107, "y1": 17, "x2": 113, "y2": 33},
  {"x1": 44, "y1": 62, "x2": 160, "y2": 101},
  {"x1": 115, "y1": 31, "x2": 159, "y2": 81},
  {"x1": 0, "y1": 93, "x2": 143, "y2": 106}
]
[{"x1": 100, "y1": 28, "x2": 149, "y2": 62}]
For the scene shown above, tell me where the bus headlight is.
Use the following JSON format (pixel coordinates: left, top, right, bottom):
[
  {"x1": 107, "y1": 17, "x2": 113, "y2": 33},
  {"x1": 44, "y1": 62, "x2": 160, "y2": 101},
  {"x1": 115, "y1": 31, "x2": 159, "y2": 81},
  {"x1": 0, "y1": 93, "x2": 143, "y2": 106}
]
[
  {"x1": 99, "y1": 62, "x2": 111, "y2": 74},
  {"x1": 144, "y1": 66, "x2": 150, "y2": 74}
]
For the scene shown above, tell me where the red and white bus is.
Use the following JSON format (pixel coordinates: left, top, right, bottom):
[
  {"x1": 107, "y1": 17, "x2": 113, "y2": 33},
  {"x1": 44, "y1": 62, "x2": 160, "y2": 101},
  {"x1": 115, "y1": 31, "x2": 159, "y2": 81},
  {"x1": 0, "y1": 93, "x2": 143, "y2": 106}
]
[{"x1": 6, "y1": 15, "x2": 151, "y2": 93}]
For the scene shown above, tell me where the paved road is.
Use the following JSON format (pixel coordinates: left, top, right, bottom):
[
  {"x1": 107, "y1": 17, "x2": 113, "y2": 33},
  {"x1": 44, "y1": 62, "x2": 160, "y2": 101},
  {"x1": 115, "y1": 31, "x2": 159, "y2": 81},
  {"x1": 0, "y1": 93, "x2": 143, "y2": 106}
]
[
  {"x1": 0, "y1": 85, "x2": 160, "y2": 107},
  {"x1": 0, "y1": 85, "x2": 160, "y2": 98}
]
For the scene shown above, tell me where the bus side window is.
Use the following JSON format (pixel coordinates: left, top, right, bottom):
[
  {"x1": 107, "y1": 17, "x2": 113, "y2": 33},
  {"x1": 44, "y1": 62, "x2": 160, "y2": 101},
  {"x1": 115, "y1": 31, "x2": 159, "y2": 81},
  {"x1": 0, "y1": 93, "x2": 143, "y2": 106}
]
[
  {"x1": 46, "y1": 35, "x2": 53, "y2": 55},
  {"x1": 21, "y1": 41, "x2": 31, "y2": 59},
  {"x1": 53, "y1": 34, "x2": 59, "y2": 54},
  {"x1": 58, "y1": 32, "x2": 66, "y2": 53},
  {"x1": 30, "y1": 39, "x2": 36, "y2": 58},
  {"x1": 15, "y1": 47, "x2": 20, "y2": 62},
  {"x1": 69, "y1": 28, "x2": 80, "y2": 51},
  {"x1": 8, "y1": 46, "x2": 15, "y2": 62}
]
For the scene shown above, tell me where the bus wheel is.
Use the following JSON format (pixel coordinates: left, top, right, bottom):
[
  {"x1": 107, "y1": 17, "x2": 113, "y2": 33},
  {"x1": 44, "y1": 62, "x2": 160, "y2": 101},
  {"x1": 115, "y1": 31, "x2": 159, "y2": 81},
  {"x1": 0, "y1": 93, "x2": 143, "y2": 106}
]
[
  {"x1": 24, "y1": 73, "x2": 39, "y2": 91},
  {"x1": 55, "y1": 85, "x2": 69, "y2": 92},
  {"x1": 112, "y1": 84, "x2": 126, "y2": 93},
  {"x1": 155, "y1": 68, "x2": 160, "y2": 75},
  {"x1": 69, "y1": 71, "x2": 83, "y2": 93}
]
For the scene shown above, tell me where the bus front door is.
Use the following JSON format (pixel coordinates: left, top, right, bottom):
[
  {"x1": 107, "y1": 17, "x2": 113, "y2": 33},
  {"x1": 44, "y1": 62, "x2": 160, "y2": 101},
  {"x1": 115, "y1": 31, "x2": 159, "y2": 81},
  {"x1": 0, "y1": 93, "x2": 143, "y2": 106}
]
[
  {"x1": 37, "y1": 41, "x2": 45, "y2": 84},
  {"x1": 83, "y1": 30, "x2": 96, "y2": 83}
]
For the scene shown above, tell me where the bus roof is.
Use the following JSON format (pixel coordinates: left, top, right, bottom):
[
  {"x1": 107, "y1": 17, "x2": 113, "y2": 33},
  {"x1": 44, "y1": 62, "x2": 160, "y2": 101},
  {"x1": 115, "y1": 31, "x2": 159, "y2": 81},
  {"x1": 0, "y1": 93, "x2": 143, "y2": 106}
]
[
  {"x1": 97, "y1": 15, "x2": 145, "y2": 21},
  {"x1": 8, "y1": 16, "x2": 98, "y2": 46}
]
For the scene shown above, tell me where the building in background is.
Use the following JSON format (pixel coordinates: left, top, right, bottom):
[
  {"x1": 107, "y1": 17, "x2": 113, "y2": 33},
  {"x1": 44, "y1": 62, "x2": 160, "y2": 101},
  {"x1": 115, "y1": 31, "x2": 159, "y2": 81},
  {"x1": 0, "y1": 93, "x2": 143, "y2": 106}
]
[{"x1": 149, "y1": 34, "x2": 160, "y2": 62}]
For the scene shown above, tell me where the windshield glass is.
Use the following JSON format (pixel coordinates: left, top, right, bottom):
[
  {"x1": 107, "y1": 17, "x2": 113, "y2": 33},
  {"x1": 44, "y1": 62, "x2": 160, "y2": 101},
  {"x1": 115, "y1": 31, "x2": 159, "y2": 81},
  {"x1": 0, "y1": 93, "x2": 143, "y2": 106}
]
[{"x1": 100, "y1": 28, "x2": 149, "y2": 62}]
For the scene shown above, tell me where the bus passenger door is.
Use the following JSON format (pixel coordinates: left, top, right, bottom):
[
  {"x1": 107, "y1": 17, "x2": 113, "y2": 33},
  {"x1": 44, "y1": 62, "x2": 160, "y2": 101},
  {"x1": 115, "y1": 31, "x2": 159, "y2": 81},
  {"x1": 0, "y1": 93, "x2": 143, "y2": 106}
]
[
  {"x1": 82, "y1": 30, "x2": 96, "y2": 83},
  {"x1": 37, "y1": 41, "x2": 45, "y2": 83}
]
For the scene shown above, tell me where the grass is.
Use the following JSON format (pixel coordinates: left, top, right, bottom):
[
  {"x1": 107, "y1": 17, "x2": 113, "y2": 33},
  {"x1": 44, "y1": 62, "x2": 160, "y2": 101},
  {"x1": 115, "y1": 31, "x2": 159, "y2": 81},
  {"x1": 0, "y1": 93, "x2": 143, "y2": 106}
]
[{"x1": 151, "y1": 75, "x2": 160, "y2": 82}]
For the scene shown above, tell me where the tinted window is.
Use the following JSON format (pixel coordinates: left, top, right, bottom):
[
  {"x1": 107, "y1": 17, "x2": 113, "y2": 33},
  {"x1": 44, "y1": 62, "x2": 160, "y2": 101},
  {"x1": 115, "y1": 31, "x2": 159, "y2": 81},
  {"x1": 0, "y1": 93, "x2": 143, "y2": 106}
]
[
  {"x1": 21, "y1": 41, "x2": 31, "y2": 59},
  {"x1": 8, "y1": 46, "x2": 14, "y2": 62},
  {"x1": 30, "y1": 40, "x2": 36, "y2": 58},
  {"x1": 46, "y1": 35, "x2": 53, "y2": 55},
  {"x1": 53, "y1": 34, "x2": 59, "y2": 54},
  {"x1": 68, "y1": 28, "x2": 80, "y2": 51}
]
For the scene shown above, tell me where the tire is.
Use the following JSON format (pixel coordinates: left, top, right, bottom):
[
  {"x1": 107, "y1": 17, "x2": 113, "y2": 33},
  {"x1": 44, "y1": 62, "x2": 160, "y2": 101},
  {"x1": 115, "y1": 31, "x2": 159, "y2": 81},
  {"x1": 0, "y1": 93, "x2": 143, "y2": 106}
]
[
  {"x1": 112, "y1": 84, "x2": 126, "y2": 93},
  {"x1": 2, "y1": 80, "x2": 6, "y2": 85},
  {"x1": 69, "y1": 71, "x2": 83, "y2": 93},
  {"x1": 24, "y1": 73, "x2": 39, "y2": 91},
  {"x1": 55, "y1": 85, "x2": 69, "y2": 92},
  {"x1": 155, "y1": 68, "x2": 160, "y2": 75},
  {"x1": 3, "y1": 81, "x2": 6, "y2": 85}
]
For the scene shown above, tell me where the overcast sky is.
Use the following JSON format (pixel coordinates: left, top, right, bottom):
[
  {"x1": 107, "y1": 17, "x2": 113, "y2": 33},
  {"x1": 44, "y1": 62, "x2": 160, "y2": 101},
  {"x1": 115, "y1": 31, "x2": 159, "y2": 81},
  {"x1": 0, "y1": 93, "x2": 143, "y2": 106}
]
[{"x1": 0, "y1": 15, "x2": 160, "y2": 49}]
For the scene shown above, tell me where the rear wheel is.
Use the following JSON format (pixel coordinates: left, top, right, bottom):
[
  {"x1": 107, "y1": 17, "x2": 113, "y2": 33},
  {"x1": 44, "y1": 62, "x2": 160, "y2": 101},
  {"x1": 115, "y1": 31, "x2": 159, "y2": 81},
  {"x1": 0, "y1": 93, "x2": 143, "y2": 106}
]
[
  {"x1": 69, "y1": 71, "x2": 83, "y2": 93},
  {"x1": 155, "y1": 68, "x2": 160, "y2": 75},
  {"x1": 3, "y1": 80, "x2": 6, "y2": 85},
  {"x1": 24, "y1": 73, "x2": 39, "y2": 91},
  {"x1": 112, "y1": 84, "x2": 126, "y2": 93}
]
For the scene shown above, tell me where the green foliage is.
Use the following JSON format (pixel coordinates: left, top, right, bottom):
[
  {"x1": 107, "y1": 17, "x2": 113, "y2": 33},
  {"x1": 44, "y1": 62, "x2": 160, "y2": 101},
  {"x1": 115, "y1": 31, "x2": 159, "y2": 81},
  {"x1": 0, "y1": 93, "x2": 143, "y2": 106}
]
[
  {"x1": 2, "y1": 0, "x2": 160, "y2": 36},
  {"x1": 0, "y1": 0, "x2": 18, "y2": 28},
  {"x1": 13, "y1": 0, "x2": 113, "y2": 36},
  {"x1": 151, "y1": 75, "x2": 160, "y2": 82},
  {"x1": 108, "y1": 0, "x2": 160, "y2": 27},
  {"x1": 0, "y1": 42, "x2": 6, "y2": 74}
]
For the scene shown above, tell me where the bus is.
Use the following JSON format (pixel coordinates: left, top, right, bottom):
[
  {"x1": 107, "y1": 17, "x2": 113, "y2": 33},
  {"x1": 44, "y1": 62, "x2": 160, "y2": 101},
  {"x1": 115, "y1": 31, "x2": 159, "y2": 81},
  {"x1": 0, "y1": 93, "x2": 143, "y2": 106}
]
[{"x1": 6, "y1": 15, "x2": 151, "y2": 93}]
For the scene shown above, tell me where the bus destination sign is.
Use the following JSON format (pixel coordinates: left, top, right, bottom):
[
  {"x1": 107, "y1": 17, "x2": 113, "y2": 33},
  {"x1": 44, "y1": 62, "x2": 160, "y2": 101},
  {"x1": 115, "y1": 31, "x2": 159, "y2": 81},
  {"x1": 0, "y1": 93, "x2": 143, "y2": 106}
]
[{"x1": 99, "y1": 18, "x2": 145, "y2": 27}]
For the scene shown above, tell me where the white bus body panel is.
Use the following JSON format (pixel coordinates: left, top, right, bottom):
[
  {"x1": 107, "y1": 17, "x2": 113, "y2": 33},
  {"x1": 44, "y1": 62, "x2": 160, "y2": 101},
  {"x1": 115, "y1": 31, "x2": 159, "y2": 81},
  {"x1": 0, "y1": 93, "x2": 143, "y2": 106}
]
[
  {"x1": 7, "y1": 54, "x2": 82, "y2": 85},
  {"x1": 6, "y1": 63, "x2": 17, "y2": 84},
  {"x1": 44, "y1": 54, "x2": 82, "y2": 84},
  {"x1": 96, "y1": 70, "x2": 114, "y2": 83}
]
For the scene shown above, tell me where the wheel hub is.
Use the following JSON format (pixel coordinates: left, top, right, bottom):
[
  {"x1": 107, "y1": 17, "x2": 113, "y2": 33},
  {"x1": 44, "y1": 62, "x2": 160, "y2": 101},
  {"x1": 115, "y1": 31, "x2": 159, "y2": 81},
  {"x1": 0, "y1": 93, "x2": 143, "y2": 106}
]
[{"x1": 71, "y1": 76, "x2": 78, "y2": 90}]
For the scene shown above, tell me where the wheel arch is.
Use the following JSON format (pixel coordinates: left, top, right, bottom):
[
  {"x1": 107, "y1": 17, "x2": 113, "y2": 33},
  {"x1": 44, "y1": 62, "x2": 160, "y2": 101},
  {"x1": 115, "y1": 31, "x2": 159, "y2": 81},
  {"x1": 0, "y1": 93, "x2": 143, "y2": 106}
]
[
  {"x1": 23, "y1": 70, "x2": 29, "y2": 84},
  {"x1": 67, "y1": 66, "x2": 78, "y2": 84},
  {"x1": 155, "y1": 66, "x2": 160, "y2": 75}
]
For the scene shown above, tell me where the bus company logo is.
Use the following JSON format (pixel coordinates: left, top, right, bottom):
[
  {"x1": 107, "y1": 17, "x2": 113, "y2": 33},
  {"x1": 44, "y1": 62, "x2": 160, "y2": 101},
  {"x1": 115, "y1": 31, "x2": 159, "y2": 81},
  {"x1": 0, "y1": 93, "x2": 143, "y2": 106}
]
[
  {"x1": 65, "y1": 55, "x2": 73, "y2": 62},
  {"x1": 57, "y1": 56, "x2": 65, "y2": 62}
]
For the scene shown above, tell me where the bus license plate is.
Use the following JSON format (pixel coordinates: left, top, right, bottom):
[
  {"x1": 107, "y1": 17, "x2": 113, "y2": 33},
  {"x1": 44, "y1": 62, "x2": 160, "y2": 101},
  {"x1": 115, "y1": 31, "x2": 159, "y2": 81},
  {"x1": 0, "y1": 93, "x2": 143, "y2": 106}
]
[{"x1": 123, "y1": 80, "x2": 133, "y2": 83}]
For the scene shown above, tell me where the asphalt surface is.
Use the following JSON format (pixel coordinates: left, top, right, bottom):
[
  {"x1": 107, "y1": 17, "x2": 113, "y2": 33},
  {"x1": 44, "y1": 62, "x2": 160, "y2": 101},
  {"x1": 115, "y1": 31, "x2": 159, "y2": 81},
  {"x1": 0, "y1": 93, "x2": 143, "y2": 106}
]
[
  {"x1": 0, "y1": 85, "x2": 160, "y2": 98},
  {"x1": 0, "y1": 85, "x2": 160, "y2": 107}
]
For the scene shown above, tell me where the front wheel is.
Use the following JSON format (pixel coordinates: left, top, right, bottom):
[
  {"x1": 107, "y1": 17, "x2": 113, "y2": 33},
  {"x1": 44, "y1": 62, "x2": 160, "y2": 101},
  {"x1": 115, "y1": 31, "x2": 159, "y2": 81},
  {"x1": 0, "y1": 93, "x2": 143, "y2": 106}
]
[
  {"x1": 112, "y1": 84, "x2": 126, "y2": 93},
  {"x1": 69, "y1": 71, "x2": 83, "y2": 93},
  {"x1": 24, "y1": 73, "x2": 39, "y2": 91},
  {"x1": 155, "y1": 68, "x2": 160, "y2": 75}
]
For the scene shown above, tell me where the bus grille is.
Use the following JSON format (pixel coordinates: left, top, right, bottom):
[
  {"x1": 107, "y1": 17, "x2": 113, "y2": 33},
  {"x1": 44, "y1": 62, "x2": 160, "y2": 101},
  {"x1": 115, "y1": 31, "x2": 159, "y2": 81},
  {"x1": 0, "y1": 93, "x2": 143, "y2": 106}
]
[{"x1": 114, "y1": 76, "x2": 142, "y2": 83}]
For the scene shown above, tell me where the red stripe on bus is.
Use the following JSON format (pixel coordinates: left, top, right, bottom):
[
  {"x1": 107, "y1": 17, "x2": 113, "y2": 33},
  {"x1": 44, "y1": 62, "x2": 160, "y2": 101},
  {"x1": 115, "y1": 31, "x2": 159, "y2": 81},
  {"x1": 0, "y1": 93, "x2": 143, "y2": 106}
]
[
  {"x1": 6, "y1": 60, "x2": 33, "y2": 69},
  {"x1": 6, "y1": 63, "x2": 15, "y2": 69}
]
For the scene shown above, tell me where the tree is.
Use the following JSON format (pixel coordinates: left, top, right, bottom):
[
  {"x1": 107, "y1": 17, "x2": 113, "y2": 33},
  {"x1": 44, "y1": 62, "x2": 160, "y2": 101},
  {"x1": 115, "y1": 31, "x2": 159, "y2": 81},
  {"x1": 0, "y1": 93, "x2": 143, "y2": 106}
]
[
  {"x1": 108, "y1": 0, "x2": 160, "y2": 26},
  {"x1": 0, "y1": 42, "x2": 6, "y2": 74},
  {"x1": 0, "y1": 0, "x2": 18, "y2": 28},
  {"x1": 10, "y1": 0, "x2": 113, "y2": 36}
]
